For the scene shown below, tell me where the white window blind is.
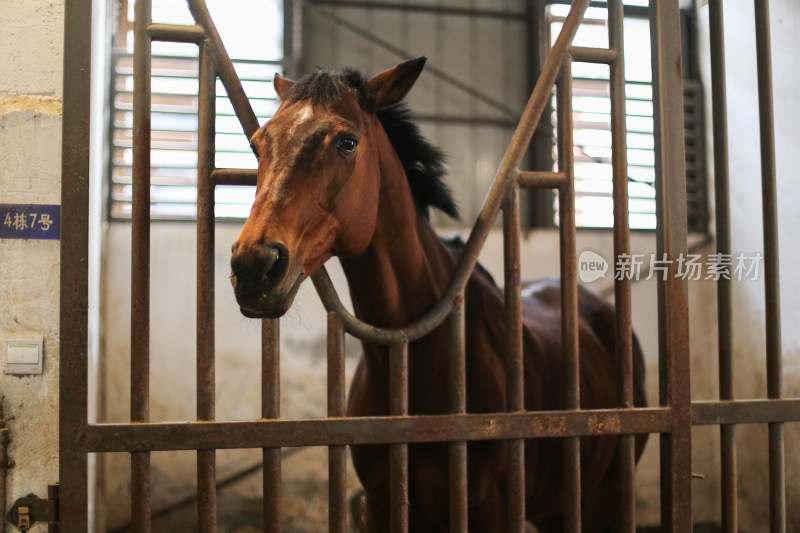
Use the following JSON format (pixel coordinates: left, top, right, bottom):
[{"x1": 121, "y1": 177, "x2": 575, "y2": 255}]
[
  {"x1": 547, "y1": 1, "x2": 705, "y2": 231},
  {"x1": 109, "y1": 0, "x2": 283, "y2": 220}
]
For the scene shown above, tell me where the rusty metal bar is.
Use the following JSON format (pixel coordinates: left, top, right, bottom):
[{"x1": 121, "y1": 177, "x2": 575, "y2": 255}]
[
  {"x1": 754, "y1": 3, "x2": 786, "y2": 532},
  {"x1": 82, "y1": 408, "x2": 671, "y2": 452},
  {"x1": 147, "y1": 23, "x2": 206, "y2": 43},
  {"x1": 557, "y1": 56, "x2": 581, "y2": 533},
  {"x1": 708, "y1": 1, "x2": 737, "y2": 531},
  {"x1": 446, "y1": 298, "x2": 467, "y2": 532},
  {"x1": 262, "y1": 319, "x2": 282, "y2": 533},
  {"x1": 693, "y1": 399, "x2": 800, "y2": 426},
  {"x1": 0, "y1": 410, "x2": 8, "y2": 533},
  {"x1": 609, "y1": 0, "x2": 633, "y2": 413},
  {"x1": 59, "y1": 0, "x2": 93, "y2": 528},
  {"x1": 196, "y1": 39, "x2": 217, "y2": 533},
  {"x1": 517, "y1": 170, "x2": 568, "y2": 189},
  {"x1": 131, "y1": 0, "x2": 153, "y2": 529},
  {"x1": 187, "y1": 0, "x2": 261, "y2": 138},
  {"x1": 212, "y1": 168, "x2": 258, "y2": 187},
  {"x1": 649, "y1": 1, "x2": 692, "y2": 530},
  {"x1": 309, "y1": 0, "x2": 591, "y2": 345},
  {"x1": 389, "y1": 341, "x2": 409, "y2": 533},
  {"x1": 503, "y1": 181, "x2": 525, "y2": 532},
  {"x1": 608, "y1": 0, "x2": 636, "y2": 530},
  {"x1": 327, "y1": 313, "x2": 348, "y2": 533},
  {"x1": 571, "y1": 45, "x2": 617, "y2": 64}
]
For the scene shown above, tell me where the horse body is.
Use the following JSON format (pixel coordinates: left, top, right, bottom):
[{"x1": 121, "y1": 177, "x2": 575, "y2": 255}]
[{"x1": 231, "y1": 58, "x2": 647, "y2": 532}]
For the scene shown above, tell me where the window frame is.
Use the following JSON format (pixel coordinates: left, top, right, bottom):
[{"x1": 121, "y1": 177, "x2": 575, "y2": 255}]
[
  {"x1": 527, "y1": 0, "x2": 708, "y2": 233},
  {"x1": 106, "y1": 0, "x2": 294, "y2": 222}
]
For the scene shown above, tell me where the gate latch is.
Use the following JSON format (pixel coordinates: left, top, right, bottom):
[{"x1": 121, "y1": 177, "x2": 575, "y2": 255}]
[{"x1": 6, "y1": 484, "x2": 59, "y2": 531}]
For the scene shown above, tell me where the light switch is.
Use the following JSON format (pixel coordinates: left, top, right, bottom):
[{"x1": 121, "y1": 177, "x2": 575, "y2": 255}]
[{"x1": 3, "y1": 337, "x2": 43, "y2": 375}]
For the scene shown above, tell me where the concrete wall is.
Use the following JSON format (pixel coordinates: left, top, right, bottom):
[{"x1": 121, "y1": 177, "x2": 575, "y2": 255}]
[{"x1": 0, "y1": 0, "x2": 65, "y2": 528}]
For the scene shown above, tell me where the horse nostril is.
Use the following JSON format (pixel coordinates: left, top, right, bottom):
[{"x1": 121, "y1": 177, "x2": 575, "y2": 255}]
[
  {"x1": 231, "y1": 241, "x2": 289, "y2": 288},
  {"x1": 260, "y1": 241, "x2": 289, "y2": 285}
]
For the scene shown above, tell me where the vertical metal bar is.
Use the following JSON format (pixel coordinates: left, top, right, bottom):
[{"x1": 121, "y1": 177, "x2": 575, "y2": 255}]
[
  {"x1": 527, "y1": 0, "x2": 558, "y2": 229},
  {"x1": 48, "y1": 484, "x2": 60, "y2": 533},
  {"x1": 608, "y1": 1, "x2": 636, "y2": 530},
  {"x1": 557, "y1": 56, "x2": 581, "y2": 533},
  {"x1": 708, "y1": 1, "x2": 738, "y2": 531},
  {"x1": 649, "y1": 1, "x2": 692, "y2": 530},
  {"x1": 492, "y1": 0, "x2": 590, "y2": 190},
  {"x1": 327, "y1": 313, "x2": 348, "y2": 533},
  {"x1": 753, "y1": 2, "x2": 785, "y2": 532},
  {"x1": 60, "y1": 0, "x2": 93, "y2": 529},
  {"x1": 262, "y1": 319, "x2": 282, "y2": 533},
  {"x1": 503, "y1": 181, "x2": 525, "y2": 533},
  {"x1": 283, "y1": 0, "x2": 304, "y2": 77},
  {"x1": 389, "y1": 341, "x2": 409, "y2": 533},
  {"x1": 196, "y1": 39, "x2": 217, "y2": 533},
  {"x1": 447, "y1": 298, "x2": 467, "y2": 532},
  {"x1": 131, "y1": 0, "x2": 153, "y2": 529}
]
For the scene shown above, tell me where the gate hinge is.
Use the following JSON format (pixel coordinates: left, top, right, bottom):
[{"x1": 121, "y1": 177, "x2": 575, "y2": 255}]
[{"x1": 5, "y1": 484, "x2": 59, "y2": 532}]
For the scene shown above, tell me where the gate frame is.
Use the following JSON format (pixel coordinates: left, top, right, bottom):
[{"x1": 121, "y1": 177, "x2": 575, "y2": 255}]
[{"x1": 58, "y1": 0, "x2": 797, "y2": 531}]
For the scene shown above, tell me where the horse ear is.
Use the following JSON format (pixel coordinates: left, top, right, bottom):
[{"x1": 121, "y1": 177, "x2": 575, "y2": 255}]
[
  {"x1": 364, "y1": 57, "x2": 426, "y2": 108},
  {"x1": 274, "y1": 73, "x2": 295, "y2": 100}
]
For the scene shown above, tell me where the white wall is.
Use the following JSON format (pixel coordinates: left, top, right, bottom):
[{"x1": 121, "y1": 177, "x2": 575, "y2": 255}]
[{"x1": 0, "y1": 0, "x2": 65, "y2": 527}]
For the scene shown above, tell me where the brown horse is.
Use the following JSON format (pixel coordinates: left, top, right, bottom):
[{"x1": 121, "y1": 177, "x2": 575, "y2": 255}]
[{"x1": 231, "y1": 58, "x2": 647, "y2": 532}]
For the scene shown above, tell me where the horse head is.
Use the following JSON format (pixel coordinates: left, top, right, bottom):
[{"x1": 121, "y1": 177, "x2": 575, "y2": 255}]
[{"x1": 230, "y1": 58, "x2": 427, "y2": 318}]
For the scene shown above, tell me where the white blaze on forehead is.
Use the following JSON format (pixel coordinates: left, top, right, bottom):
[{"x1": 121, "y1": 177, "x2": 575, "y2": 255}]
[{"x1": 289, "y1": 103, "x2": 314, "y2": 136}]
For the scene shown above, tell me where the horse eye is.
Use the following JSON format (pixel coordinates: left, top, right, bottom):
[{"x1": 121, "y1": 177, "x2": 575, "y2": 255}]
[{"x1": 337, "y1": 137, "x2": 358, "y2": 154}]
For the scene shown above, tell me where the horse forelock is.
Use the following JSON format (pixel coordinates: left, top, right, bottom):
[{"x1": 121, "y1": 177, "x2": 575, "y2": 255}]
[{"x1": 281, "y1": 67, "x2": 459, "y2": 221}]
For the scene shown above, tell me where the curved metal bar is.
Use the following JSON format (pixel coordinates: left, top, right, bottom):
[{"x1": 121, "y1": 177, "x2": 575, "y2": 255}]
[
  {"x1": 186, "y1": 0, "x2": 261, "y2": 138},
  {"x1": 309, "y1": 0, "x2": 591, "y2": 345}
]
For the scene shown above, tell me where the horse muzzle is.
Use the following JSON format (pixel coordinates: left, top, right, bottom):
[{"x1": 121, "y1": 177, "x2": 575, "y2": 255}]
[{"x1": 230, "y1": 240, "x2": 304, "y2": 318}]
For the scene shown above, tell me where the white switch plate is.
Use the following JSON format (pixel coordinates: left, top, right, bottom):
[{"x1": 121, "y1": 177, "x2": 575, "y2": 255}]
[{"x1": 3, "y1": 336, "x2": 43, "y2": 375}]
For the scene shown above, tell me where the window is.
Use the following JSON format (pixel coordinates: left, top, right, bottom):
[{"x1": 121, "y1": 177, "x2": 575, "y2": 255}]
[
  {"x1": 533, "y1": 0, "x2": 707, "y2": 232},
  {"x1": 108, "y1": 0, "x2": 284, "y2": 219}
]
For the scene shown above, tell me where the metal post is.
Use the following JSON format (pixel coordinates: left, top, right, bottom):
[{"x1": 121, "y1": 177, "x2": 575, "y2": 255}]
[
  {"x1": 131, "y1": 0, "x2": 153, "y2": 529},
  {"x1": 196, "y1": 39, "x2": 217, "y2": 533},
  {"x1": 608, "y1": 1, "x2": 636, "y2": 530},
  {"x1": 447, "y1": 299, "x2": 468, "y2": 532},
  {"x1": 557, "y1": 55, "x2": 581, "y2": 533},
  {"x1": 60, "y1": 0, "x2": 93, "y2": 529},
  {"x1": 753, "y1": 2, "x2": 785, "y2": 531},
  {"x1": 649, "y1": 1, "x2": 692, "y2": 530},
  {"x1": 327, "y1": 314, "x2": 348, "y2": 533},
  {"x1": 389, "y1": 341, "x2": 409, "y2": 533},
  {"x1": 262, "y1": 319, "x2": 282, "y2": 533},
  {"x1": 708, "y1": 1, "x2": 737, "y2": 531},
  {"x1": 503, "y1": 180, "x2": 526, "y2": 533}
]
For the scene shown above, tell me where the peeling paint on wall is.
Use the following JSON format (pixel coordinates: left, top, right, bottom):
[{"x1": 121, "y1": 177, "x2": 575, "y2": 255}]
[{"x1": 0, "y1": 96, "x2": 63, "y2": 118}]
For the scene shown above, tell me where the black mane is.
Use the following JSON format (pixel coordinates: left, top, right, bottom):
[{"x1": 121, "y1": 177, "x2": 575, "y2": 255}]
[{"x1": 282, "y1": 68, "x2": 459, "y2": 220}]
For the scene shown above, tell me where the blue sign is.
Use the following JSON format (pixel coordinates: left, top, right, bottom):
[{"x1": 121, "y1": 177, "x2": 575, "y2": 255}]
[{"x1": 0, "y1": 204, "x2": 60, "y2": 240}]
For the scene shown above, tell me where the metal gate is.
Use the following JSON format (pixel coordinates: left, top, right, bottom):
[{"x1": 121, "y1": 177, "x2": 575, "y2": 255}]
[{"x1": 58, "y1": 0, "x2": 798, "y2": 531}]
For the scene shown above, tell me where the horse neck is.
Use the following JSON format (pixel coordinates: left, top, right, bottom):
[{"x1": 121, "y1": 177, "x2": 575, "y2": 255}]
[{"x1": 339, "y1": 130, "x2": 454, "y2": 329}]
